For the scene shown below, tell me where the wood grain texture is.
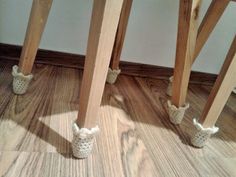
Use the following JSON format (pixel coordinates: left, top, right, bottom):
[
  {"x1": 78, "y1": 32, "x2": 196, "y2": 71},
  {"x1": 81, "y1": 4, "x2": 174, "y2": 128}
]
[
  {"x1": 0, "y1": 43, "x2": 217, "y2": 85},
  {"x1": 19, "y1": 0, "x2": 53, "y2": 75},
  {"x1": 193, "y1": 0, "x2": 230, "y2": 62},
  {"x1": 0, "y1": 60, "x2": 236, "y2": 177},
  {"x1": 199, "y1": 35, "x2": 236, "y2": 127},
  {"x1": 172, "y1": 0, "x2": 202, "y2": 107},
  {"x1": 110, "y1": 0, "x2": 133, "y2": 70},
  {"x1": 76, "y1": 0, "x2": 124, "y2": 128}
]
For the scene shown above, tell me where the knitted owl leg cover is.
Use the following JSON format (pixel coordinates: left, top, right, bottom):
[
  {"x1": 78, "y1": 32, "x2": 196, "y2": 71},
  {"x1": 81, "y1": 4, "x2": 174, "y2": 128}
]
[
  {"x1": 106, "y1": 68, "x2": 121, "y2": 84},
  {"x1": 167, "y1": 100, "x2": 189, "y2": 124},
  {"x1": 72, "y1": 122, "x2": 99, "y2": 158},
  {"x1": 166, "y1": 76, "x2": 173, "y2": 96},
  {"x1": 12, "y1": 65, "x2": 33, "y2": 95},
  {"x1": 191, "y1": 118, "x2": 219, "y2": 148}
]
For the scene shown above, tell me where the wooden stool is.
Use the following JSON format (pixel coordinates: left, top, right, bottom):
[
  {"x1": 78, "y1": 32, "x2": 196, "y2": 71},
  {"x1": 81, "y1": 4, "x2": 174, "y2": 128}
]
[
  {"x1": 109, "y1": 0, "x2": 236, "y2": 147},
  {"x1": 168, "y1": 0, "x2": 236, "y2": 147},
  {"x1": 12, "y1": 0, "x2": 124, "y2": 158},
  {"x1": 11, "y1": 0, "x2": 236, "y2": 158}
]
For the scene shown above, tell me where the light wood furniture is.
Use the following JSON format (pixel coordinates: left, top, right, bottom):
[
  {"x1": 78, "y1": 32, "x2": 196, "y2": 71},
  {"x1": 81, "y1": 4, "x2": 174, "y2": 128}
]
[
  {"x1": 109, "y1": 0, "x2": 236, "y2": 147},
  {"x1": 19, "y1": 0, "x2": 53, "y2": 75},
  {"x1": 76, "y1": 0, "x2": 124, "y2": 129},
  {"x1": 171, "y1": 0, "x2": 233, "y2": 107},
  {"x1": 110, "y1": 0, "x2": 235, "y2": 70},
  {"x1": 1, "y1": 61, "x2": 236, "y2": 176},
  {"x1": 171, "y1": 0, "x2": 235, "y2": 147},
  {"x1": 172, "y1": 0, "x2": 201, "y2": 107},
  {"x1": 11, "y1": 0, "x2": 235, "y2": 158},
  {"x1": 199, "y1": 36, "x2": 236, "y2": 128},
  {"x1": 13, "y1": 0, "x2": 124, "y2": 158},
  {"x1": 106, "y1": 0, "x2": 133, "y2": 84},
  {"x1": 109, "y1": 0, "x2": 133, "y2": 71}
]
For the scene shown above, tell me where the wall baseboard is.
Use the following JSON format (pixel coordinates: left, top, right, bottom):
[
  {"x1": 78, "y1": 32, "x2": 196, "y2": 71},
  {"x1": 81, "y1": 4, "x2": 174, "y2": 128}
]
[{"x1": 0, "y1": 43, "x2": 217, "y2": 85}]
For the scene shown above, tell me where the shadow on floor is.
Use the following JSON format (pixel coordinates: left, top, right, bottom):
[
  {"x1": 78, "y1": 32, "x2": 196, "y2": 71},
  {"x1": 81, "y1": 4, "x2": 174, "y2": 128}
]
[{"x1": 0, "y1": 60, "x2": 236, "y2": 159}]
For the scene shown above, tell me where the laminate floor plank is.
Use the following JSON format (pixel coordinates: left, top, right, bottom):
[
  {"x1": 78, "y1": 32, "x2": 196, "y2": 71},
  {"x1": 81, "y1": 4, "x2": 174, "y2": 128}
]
[{"x1": 0, "y1": 61, "x2": 235, "y2": 177}]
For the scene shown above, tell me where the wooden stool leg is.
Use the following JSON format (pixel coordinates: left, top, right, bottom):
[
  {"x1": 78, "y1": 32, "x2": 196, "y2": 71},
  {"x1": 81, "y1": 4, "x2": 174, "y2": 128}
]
[
  {"x1": 72, "y1": 0, "x2": 124, "y2": 159},
  {"x1": 12, "y1": 0, "x2": 53, "y2": 94},
  {"x1": 106, "y1": 0, "x2": 133, "y2": 84},
  {"x1": 166, "y1": 0, "x2": 229, "y2": 97},
  {"x1": 193, "y1": 0, "x2": 230, "y2": 62},
  {"x1": 167, "y1": 0, "x2": 202, "y2": 124},
  {"x1": 191, "y1": 36, "x2": 236, "y2": 147}
]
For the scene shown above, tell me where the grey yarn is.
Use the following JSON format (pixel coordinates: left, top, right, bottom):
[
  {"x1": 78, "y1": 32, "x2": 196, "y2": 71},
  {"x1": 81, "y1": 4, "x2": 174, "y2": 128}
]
[
  {"x1": 12, "y1": 65, "x2": 33, "y2": 95},
  {"x1": 106, "y1": 68, "x2": 121, "y2": 84},
  {"x1": 167, "y1": 100, "x2": 189, "y2": 124},
  {"x1": 191, "y1": 118, "x2": 219, "y2": 148},
  {"x1": 72, "y1": 122, "x2": 99, "y2": 158}
]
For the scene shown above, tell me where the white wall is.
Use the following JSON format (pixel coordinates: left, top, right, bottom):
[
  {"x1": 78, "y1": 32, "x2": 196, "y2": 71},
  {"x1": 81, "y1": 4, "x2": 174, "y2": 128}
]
[{"x1": 0, "y1": 0, "x2": 235, "y2": 74}]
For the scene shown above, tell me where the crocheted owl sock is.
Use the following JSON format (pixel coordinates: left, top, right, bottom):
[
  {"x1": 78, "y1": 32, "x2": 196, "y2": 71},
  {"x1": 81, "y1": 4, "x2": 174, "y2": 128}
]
[
  {"x1": 106, "y1": 68, "x2": 121, "y2": 84},
  {"x1": 167, "y1": 100, "x2": 189, "y2": 124},
  {"x1": 72, "y1": 122, "x2": 99, "y2": 158},
  {"x1": 191, "y1": 118, "x2": 219, "y2": 148},
  {"x1": 12, "y1": 65, "x2": 33, "y2": 95}
]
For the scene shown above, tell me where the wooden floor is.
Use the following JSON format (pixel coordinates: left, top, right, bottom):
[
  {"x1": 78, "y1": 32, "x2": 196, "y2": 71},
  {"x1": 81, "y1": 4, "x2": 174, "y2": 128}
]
[{"x1": 0, "y1": 60, "x2": 236, "y2": 177}]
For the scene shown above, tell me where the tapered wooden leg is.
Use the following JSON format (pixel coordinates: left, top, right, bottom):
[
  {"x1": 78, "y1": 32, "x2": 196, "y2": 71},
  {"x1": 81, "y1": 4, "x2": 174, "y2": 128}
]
[
  {"x1": 19, "y1": 0, "x2": 53, "y2": 74},
  {"x1": 191, "y1": 36, "x2": 236, "y2": 147},
  {"x1": 12, "y1": 0, "x2": 53, "y2": 94},
  {"x1": 193, "y1": 0, "x2": 230, "y2": 62},
  {"x1": 110, "y1": 0, "x2": 133, "y2": 70},
  {"x1": 72, "y1": 0, "x2": 124, "y2": 158},
  {"x1": 172, "y1": 0, "x2": 201, "y2": 107},
  {"x1": 106, "y1": 0, "x2": 133, "y2": 84},
  {"x1": 166, "y1": 0, "x2": 229, "y2": 97},
  {"x1": 167, "y1": 0, "x2": 202, "y2": 124}
]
